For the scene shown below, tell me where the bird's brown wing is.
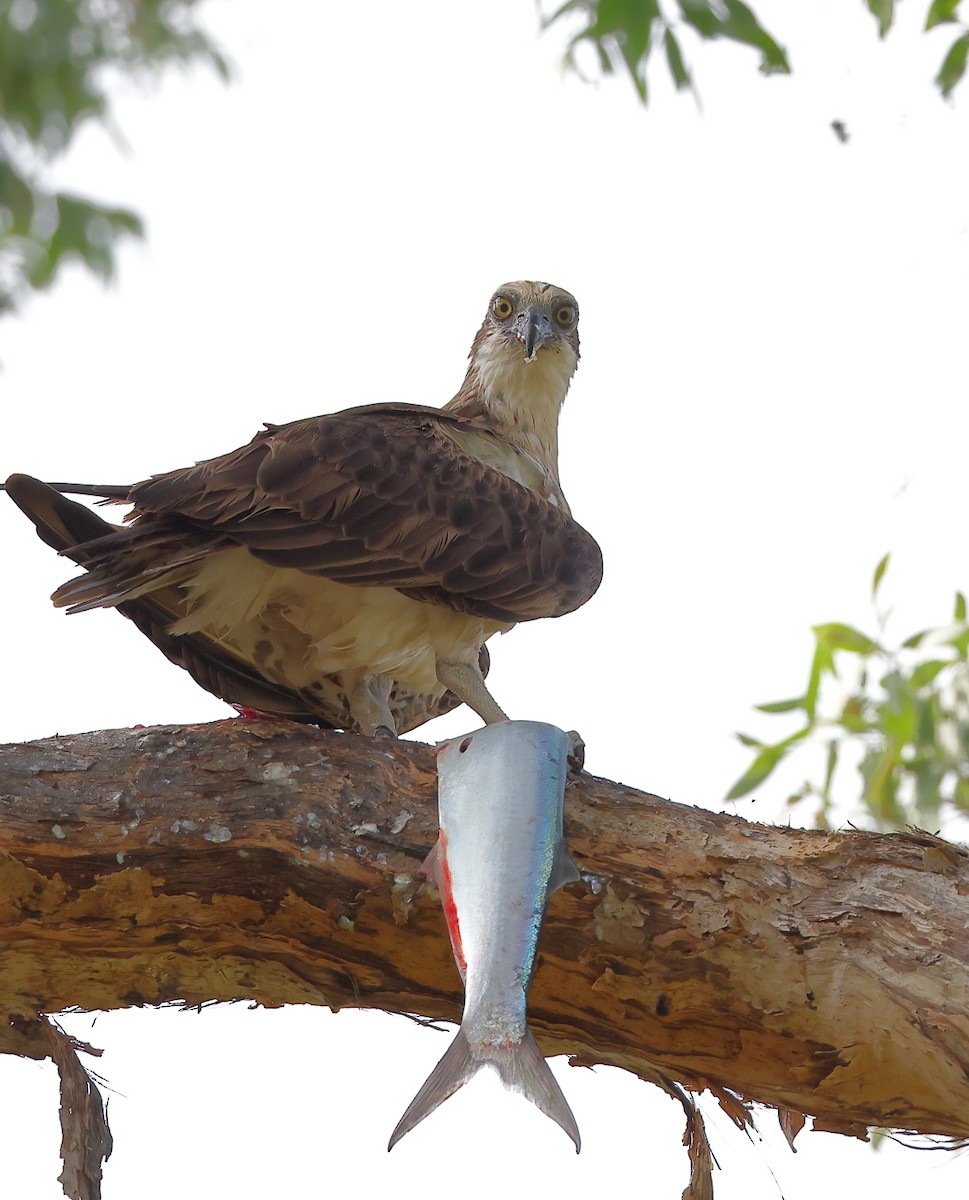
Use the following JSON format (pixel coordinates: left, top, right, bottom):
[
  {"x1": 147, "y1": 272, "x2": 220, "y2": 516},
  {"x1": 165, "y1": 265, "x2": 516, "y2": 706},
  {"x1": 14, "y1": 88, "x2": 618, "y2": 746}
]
[
  {"x1": 4, "y1": 473, "x2": 482, "y2": 731},
  {"x1": 129, "y1": 403, "x2": 603, "y2": 624}
]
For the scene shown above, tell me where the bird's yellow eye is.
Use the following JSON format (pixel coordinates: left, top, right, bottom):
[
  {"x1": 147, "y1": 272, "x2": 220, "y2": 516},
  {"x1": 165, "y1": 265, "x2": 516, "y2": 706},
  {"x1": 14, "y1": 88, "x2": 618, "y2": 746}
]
[
  {"x1": 493, "y1": 296, "x2": 514, "y2": 319},
  {"x1": 555, "y1": 304, "x2": 576, "y2": 327}
]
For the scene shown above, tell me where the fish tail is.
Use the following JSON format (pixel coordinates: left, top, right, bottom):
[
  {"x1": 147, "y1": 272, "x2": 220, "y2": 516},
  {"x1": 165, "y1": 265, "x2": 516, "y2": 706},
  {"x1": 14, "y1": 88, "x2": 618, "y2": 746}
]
[
  {"x1": 387, "y1": 1026, "x2": 581, "y2": 1153},
  {"x1": 492, "y1": 1028, "x2": 581, "y2": 1153},
  {"x1": 388, "y1": 1025, "x2": 477, "y2": 1150}
]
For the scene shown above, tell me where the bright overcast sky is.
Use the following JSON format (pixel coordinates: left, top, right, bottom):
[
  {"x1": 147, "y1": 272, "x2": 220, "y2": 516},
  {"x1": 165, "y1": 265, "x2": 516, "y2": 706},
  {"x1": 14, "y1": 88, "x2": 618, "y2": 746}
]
[{"x1": 2, "y1": 0, "x2": 968, "y2": 1196}]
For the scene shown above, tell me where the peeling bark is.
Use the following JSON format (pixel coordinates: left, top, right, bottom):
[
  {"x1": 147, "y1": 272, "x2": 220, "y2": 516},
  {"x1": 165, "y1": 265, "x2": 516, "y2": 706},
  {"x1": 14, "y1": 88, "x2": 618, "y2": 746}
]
[
  {"x1": 46, "y1": 1019, "x2": 113, "y2": 1200},
  {"x1": 1, "y1": 718, "x2": 968, "y2": 1192}
]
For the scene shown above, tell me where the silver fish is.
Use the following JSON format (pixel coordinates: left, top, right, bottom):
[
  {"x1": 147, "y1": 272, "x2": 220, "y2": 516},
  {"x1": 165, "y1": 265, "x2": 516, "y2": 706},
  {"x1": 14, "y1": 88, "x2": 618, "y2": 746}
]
[{"x1": 389, "y1": 719, "x2": 581, "y2": 1152}]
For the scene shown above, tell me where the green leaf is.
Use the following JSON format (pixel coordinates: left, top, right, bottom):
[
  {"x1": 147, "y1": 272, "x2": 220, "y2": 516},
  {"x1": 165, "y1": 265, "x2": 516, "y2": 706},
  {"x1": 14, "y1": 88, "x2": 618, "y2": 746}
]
[
  {"x1": 945, "y1": 625, "x2": 969, "y2": 659},
  {"x1": 785, "y1": 783, "x2": 810, "y2": 807},
  {"x1": 862, "y1": 748, "x2": 906, "y2": 830},
  {"x1": 879, "y1": 678, "x2": 918, "y2": 745},
  {"x1": 755, "y1": 697, "x2": 804, "y2": 714},
  {"x1": 725, "y1": 745, "x2": 784, "y2": 800},
  {"x1": 926, "y1": 0, "x2": 963, "y2": 29},
  {"x1": 838, "y1": 709, "x2": 873, "y2": 734},
  {"x1": 902, "y1": 629, "x2": 930, "y2": 649},
  {"x1": 821, "y1": 740, "x2": 839, "y2": 804},
  {"x1": 663, "y1": 26, "x2": 692, "y2": 90},
  {"x1": 804, "y1": 636, "x2": 836, "y2": 720},
  {"x1": 912, "y1": 757, "x2": 943, "y2": 821},
  {"x1": 914, "y1": 696, "x2": 937, "y2": 749},
  {"x1": 867, "y1": 0, "x2": 895, "y2": 37},
  {"x1": 678, "y1": 0, "x2": 790, "y2": 73},
  {"x1": 910, "y1": 659, "x2": 950, "y2": 687},
  {"x1": 726, "y1": 728, "x2": 810, "y2": 801},
  {"x1": 735, "y1": 732, "x2": 764, "y2": 748},
  {"x1": 0, "y1": 164, "x2": 36, "y2": 233},
  {"x1": 814, "y1": 622, "x2": 881, "y2": 656},
  {"x1": 936, "y1": 30, "x2": 969, "y2": 97},
  {"x1": 872, "y1": 553, "x2": 890, "y2": 599},
  {"x1": 561, "y1": 0, "x2": 661, "y2": 102},
  {"x1": 955, "y1": 592, "x2": 967, "y2": 621},
  {"x1": 22, "y1": 191, "x2": 142, "y2": 291},
  {"x1": 541, "y1": 0, "x2": 586, "y2": 27}
]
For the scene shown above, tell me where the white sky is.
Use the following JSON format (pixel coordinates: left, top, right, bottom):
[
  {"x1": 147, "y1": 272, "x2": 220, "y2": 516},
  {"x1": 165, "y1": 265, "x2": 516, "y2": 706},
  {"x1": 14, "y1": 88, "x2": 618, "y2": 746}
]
[{"x1": 2, "y1": 0, "x2": 968, "y2": 1196}]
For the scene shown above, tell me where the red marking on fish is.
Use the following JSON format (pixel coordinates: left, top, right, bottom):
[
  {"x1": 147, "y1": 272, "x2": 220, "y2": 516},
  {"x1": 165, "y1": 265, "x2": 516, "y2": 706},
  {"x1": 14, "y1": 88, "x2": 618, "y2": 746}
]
[{"x1": 437, "y1": 829, "x2": 466, "y2": 976}]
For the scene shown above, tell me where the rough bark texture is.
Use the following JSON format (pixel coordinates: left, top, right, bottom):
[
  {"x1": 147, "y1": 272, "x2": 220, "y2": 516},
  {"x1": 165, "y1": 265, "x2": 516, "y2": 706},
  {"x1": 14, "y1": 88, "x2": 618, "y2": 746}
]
[{"x1": 1, "y1": 719, "x2": 968, "y2": 1191}]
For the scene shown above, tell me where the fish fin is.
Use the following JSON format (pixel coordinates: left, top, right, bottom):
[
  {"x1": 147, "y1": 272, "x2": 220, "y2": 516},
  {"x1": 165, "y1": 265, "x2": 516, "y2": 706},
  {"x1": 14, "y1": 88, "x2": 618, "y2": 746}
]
[
  {"x1": 389, "y1": 1027, "x2": 581, "y2": 1153},
  {"x1": 492, "y1": 1028, "x2": 581, "y2": 1153},
  {"x1": 549, "y1": 843, "x2": 580, "y2": 893},
  {"x1": 419, "y1": 837, "x2": 443, "y2": 883},
  {"x1": 388, "y1": 1025, "x2": 477, "y2": 1150}
]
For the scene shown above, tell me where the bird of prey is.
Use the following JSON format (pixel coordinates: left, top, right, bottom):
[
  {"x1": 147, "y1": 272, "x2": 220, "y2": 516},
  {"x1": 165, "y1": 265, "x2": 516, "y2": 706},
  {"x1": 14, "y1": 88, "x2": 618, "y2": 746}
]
[{"x1": 5, "y1": 281, "x2": 602, "y2": 736}]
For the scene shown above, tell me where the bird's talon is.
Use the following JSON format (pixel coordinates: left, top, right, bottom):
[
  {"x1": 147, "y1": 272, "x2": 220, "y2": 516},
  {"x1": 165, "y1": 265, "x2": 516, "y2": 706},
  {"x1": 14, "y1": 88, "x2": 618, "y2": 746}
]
[{"x1": 566, "y1": 729, "x2": 586, "y2": 773}]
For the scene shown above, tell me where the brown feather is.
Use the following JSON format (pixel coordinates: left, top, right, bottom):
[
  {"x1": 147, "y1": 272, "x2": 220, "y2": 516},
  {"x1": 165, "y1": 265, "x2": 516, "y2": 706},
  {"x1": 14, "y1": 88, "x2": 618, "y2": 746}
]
[
  {"x1": 4, "y1": 475, "x2": 483, "y2": 732},
  {"x1": 120, "y1": 404, "x2": 601, "y2": 621}
]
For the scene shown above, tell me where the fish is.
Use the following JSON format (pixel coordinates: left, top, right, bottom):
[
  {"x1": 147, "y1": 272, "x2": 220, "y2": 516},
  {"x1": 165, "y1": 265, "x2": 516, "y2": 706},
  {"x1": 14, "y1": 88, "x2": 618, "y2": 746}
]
[{"x1": 389, "y1": 719, "x2": 581, "y2": 1152}]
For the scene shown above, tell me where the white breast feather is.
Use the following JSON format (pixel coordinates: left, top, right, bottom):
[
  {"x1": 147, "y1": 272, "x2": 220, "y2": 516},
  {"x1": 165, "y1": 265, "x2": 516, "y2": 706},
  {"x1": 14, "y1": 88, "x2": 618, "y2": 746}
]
[{"x1": 169, "y1": 547, "x2": 508, "y2": 694}]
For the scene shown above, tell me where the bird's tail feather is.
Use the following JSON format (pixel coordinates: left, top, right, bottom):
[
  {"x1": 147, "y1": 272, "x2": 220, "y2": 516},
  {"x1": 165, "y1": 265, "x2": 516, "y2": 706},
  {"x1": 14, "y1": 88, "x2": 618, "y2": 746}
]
[
  {"x1": 0, "y1": 479, "x2": 132, "y2": 500},
  {"x1": 4, "y1": 474, "x2": 117, "y2": 560},
  {"x1": 388, "y1": 1025, "x2": 580, "y2": 1152}
]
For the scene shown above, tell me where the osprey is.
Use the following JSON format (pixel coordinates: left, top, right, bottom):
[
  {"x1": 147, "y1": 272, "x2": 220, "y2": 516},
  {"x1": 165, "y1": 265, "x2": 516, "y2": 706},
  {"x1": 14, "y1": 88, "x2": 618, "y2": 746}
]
[{"x1": 5, "y1": 281, "x2": 602, "y2": 736}]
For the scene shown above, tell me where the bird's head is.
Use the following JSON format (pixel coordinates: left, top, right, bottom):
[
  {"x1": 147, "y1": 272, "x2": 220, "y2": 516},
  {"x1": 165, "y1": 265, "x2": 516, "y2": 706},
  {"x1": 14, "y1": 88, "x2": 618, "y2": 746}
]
[
  {"x1": 447, "y1": 281, "x2": 581, "y2": 479},
  {"x1": 455, "y1": 281, "x2": 580, "y2": 419},
  {"x1": 478, "y1": 281, "x2": 580, "y2": 367}
]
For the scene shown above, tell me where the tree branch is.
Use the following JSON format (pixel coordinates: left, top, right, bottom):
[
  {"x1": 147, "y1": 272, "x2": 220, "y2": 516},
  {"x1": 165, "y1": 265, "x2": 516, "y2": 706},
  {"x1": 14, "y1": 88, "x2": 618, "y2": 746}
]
[{"x1": 1, "y1": 719, "x2": 967, "y2": 1161}]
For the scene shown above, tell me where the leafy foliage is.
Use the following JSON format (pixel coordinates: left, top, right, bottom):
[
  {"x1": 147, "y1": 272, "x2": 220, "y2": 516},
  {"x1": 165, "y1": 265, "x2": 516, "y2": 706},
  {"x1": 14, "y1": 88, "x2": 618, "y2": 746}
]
[
  {"x1": 728, "y1": 555, "x2": 969, "y2": 832},
  {"x1": 936, "y1": 29, "x2": 969, "y2": 95},
  {"x1": 543, "y1": 0, "x2": 788, "y2": 101},
  {"x1": 3, "y1": 2, "x2": 967, "y2": 315},
  {"x1": 0, "y1": 0, "x2": 228, "y2": 313},
  {"x1": 543, "y1": 0, "x2": 969, "y2": 103}
]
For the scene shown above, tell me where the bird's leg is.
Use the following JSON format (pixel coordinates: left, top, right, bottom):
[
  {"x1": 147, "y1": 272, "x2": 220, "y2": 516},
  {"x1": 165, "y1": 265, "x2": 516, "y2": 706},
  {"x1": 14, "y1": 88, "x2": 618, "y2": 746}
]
[
  {"x1": 344, "y1": 671, "x2": 397, "y2": 737},
  {"x1": 436, "y1": 657, "x2": 585, "y2": 768},
  {"x1": 436, "y1": 657, "x2": 508, "y2": 725}
]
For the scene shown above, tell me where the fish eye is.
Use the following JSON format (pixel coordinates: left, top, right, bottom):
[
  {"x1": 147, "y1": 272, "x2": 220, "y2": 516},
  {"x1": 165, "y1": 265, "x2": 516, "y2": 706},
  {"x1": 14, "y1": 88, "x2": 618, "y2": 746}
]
[
  {"x1": 555, "y1": 304, "x2": 576, "y2": 327},
  {"x1": 493, "y1": 296, "x2": 514, "y2": 319}
]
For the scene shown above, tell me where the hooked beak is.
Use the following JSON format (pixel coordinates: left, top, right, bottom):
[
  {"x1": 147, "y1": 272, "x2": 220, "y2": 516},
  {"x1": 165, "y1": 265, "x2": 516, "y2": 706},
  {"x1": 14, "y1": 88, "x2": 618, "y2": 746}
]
[{"x1": 513, "y1": 304, "x2": 556, "y2": 363}]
